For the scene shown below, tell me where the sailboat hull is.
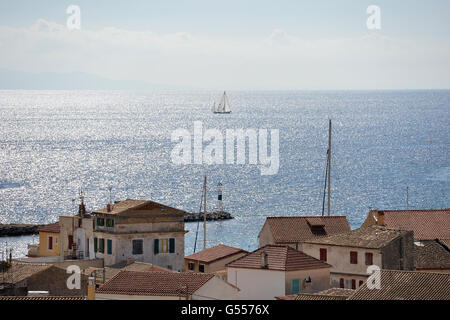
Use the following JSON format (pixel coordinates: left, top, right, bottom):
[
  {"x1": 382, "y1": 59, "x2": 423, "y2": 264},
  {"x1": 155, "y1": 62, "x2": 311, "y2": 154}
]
[{"x1": 213, "y1": 111, "x2": 231, "y2": 114}]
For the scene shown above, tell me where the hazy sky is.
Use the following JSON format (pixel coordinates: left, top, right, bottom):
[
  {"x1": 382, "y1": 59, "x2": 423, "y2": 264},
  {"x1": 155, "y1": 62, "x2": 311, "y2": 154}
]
[{"x1": 1, "y1": 0, "x2": 449, "y2": 89}]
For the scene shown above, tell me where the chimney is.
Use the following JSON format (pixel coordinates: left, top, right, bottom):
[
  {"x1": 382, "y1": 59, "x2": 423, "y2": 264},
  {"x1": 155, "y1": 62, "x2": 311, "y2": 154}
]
[
  {"x1": 87, "y1": 277, "x2": 95, "y2": 300},
  {"x1": 260, "y1": 251, "x2": 268, "y2": 268},
  {"x1": 377, "y1": 211, "x2": 385, "y2": 225},
  {"x1": 106, "y1": 203, "x2": 111, "y2": 213}
]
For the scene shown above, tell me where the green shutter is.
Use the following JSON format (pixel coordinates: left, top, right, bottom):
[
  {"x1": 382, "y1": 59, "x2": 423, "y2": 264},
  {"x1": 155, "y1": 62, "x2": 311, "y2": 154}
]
[
  {"x1": 100, "y1": 238, "x2": 104, "y2": 253},
  {"x1": 107, "y1": 239, "x2": 112, "y2": 255},
  {"x1": 292, "y1": 279, "x2": 300, "y2": 294},
  {"x1": 94, "y1": 237, "x2": 98, "y2": 252},
  {"x1": 154, "y1": 239, "x2": 159, "y2": 254},
  {"x1": 169, "y1": 238, "x2": 175, "y2": 253}
]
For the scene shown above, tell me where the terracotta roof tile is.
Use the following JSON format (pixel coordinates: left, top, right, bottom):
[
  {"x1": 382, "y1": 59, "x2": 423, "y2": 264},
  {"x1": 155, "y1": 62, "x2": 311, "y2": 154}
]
[
  {"x1": 348, "y1": 270, "x2": 450, "y2": 300},
  {"x1": 96, "y1": 271, "x2": 214, "y2": 296},
  {"x1": 0, "y1": 296, "x2": 84, "y2": 300},
  {"x1": 226, "y1": 245, "x2": 331, "y2": 271},
  {"x1": 303, "y1": 225, "x2": 411, "y2": 249},
  {"x1": 93, "y1": 199, "x2": 185, "y2": 216},
  {"x1": 1, "y1": 261, "x2": 52, "y2": 284},
  {"x1": 37, "y1": 222, "x2": 60, "y2": 233},
  {"x1": 414, "y1": 240, "x2": 450, "y2": 270},
  {"x1": 374, "y1": 209, "x2": 450, "y2": 240},
  {"x1": 261, "y1": 216, "x2": 350, "y2": 243},
  {"x1": 185, "y1": 244, "x2": 247, "y2": 263},
  {"x1": 276, "y1": 288, "x2": 355, "y2": 300}
]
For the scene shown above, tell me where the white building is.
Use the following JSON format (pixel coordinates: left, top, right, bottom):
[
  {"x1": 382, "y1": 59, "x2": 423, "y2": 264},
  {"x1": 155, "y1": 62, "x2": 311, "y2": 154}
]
[
  {"x1": 301, "y1": 225, "x2": 414, "y2": 290},
  {"x1": 226, "y1": 245, "x2": 331, "y2": 300},
  {"x1": 91, "y1": 199, "x2": 188, "y2": 271}
]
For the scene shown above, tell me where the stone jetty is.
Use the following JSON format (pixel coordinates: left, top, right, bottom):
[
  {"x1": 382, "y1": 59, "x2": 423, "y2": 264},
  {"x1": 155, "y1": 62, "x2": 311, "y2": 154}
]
[
  {"x1": 184, "y1": 211, "x2": 233, "y2": 222},
  {"x1": 0, "y1": 224, "x2": 43, "y2": 237}
]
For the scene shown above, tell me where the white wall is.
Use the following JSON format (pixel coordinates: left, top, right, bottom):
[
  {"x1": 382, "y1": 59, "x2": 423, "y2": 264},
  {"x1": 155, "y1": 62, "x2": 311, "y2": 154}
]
[
  {"x1": 193, "y1": 276, "x2": 239, "y2": 300},
  {"x1": 302, "y1": 243, "x2": 381, "y2": 287},
  {"x1": 227, "y1": 267, "x2": 285, "y2": 300}
]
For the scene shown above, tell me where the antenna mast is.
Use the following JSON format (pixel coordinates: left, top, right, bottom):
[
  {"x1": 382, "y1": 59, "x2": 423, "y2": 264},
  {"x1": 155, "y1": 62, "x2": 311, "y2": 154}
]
[
  {"x1": 217, "y1": 182, "x2": 223, "y2": 212},
  {"x1": 203, "y1": 176, "x2": 207, "y2": 250},
  {"x1": 328, "y1": 119, "x2": 332, "y2": 216}
]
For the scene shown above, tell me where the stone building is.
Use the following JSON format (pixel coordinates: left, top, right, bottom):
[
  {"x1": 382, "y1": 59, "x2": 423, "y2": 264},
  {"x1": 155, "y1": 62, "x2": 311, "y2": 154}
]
[
  {"x1": 91, "y1": 199, "x2": 187, "y2": 271},
  {"x1": 301, "y1": 225, "x2": 414, "y2": 290}
]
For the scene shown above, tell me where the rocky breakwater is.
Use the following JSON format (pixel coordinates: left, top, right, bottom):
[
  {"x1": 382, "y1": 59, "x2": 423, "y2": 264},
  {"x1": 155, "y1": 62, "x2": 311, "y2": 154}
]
[
  {"x1": 0, "y1": 224, "x2": 43, "y2": 237},
  {"x1": 184, "y1": 211, "x2": 234, "y2": 222}
]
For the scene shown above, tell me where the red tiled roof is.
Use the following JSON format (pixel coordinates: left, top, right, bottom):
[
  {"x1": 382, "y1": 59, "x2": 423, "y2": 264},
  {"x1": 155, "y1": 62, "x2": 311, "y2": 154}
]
[
  {"x1": 226, "y1": 245, "x2": 331, "y2": 271},
  {"x1": 348, "y1": 270, "x2": 450, "y2": 300},
  {"x1": 96, "y1": 271, "x2": 214, "y2": 296},
  {"x1": 260, "y1": 216, "x2": 350, "y2": 243},
  {"x1": 375, "y1": 209, "x2": 450, "y2": 240},
  {"x1": 93, "y1": 199, "x2": 185, "y2": 216},
  {"x1": 185, "y1": 244, "x2": 247, "y2": 263},
  {"x1": 37, "y1": 222, "x2": 60, "y2": 233}
]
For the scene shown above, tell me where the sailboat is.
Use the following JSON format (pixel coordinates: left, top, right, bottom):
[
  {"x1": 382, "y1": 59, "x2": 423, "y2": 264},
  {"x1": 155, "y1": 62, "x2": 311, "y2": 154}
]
[{"x1": 212, "y1": 91, "x2": 231, "y2": 114}]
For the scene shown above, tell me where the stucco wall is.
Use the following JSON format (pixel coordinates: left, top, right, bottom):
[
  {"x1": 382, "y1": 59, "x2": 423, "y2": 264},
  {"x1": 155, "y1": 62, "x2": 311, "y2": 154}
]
[
  {"x1": 257, "y1": 223, "x2": 275, "y2": 248},
  {"x1": 227, "y1": 267, "x2": 285, "y2": 300},
  {"x1": 94, "y1": 231, "x2": 185, "y2": 271},
  {"x1": 38, "y1": 232, "x2": 60, "y2": 257},
  {"x1": 193, "y1": 276, "x2": 239, "y2": 300},
  {"x1": 302, "y1": 243, "x2": 382, "y2": 277},
  {"x1": 284, "y1": 268, "x2": 330, "y2": 294}
]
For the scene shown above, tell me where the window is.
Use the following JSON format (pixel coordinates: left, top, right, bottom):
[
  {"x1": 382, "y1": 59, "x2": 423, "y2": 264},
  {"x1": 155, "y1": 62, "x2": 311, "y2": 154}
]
[
  {"x1": 319, "y1": 248, "x2": 327, "y2": 262},
  {"x1": 94, "y1": 237, "x2": 98, "y2": 252},
  {"x1": 351, "y1": 279, "x2": 356, "y2": 290},
  {"x1": 199, "y1": 264, "x2": 205, "y2": 273},
  {"x1": 292, "y1": 279, "x2": 300, "y2": 294},
  {"x1": 160, "y1": 239, "x2": 169, "y2": 253},
  {"x1": 339, "y1": 278, "x2": 344, "y2": 288},
  {"x1": 96, "y1": 217, "x2": 105, "y2": 226},
  {"x1": 48, "y1": 236, "x2": 53, "y2": 250},
  {"x1": 188, "y1": 262, "x2": 195, "y2": 271},
  {"x1": 68, "y1": 235, "x2": 73, "y2": 250},
  {"x1": 99, "y1": 238, "x2": 104, "y2": 253},
  {"x1": 154, "y1": 239, "x2": 159, "y2": 254},
  {"x1": 107, "y1": 239, "x2": 112, "y2": 255},
  {"x1": 169, "y1": 238, "x2": 175, "y2": 253},
  {"x1": 132, "y1": 239, "x2": 143, "y2": 255},
  {"x1": 365, "y1": 252, "x2": 373, "y2": 265},
  {"x1": 106, "y1": 218, "x2": 114, "y2": 228},
  {"x1": 350, "y1": 251, "x2": 358, "y2": 264}
]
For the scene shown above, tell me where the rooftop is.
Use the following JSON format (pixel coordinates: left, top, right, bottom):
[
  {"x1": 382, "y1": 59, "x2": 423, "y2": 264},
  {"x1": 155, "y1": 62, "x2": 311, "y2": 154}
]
[
  {"x1": 348, "y1": 270, "x2": 450, "y2": 300},
  {"x1": 96, "y1": 271, "x2": 215, "y2": 296},
  {"x1": 226, "y1": 245, "x2": 331, "y2": 271},
  {"x1": 0, "y1": 261, "x2": 53, "y2": 284},
  {"x1": 276, "y1": 288, "x2": 355, "y2": 300},
  {"x1": 84, "y1": 261, "x2": 172, "y2": 282},
  {"x1": 185, "y1": 244, "x2": 247, "y2": 263},
  {"x1": 92, "y1": 199, "x2": 186, "y2": 216},
  {"x1": 371, "y1": 208, "x2": 450, "y2": 240},
  {"x1": 414, "y1": 240, "x2": 450, "y2": 270},
  {"x1": 37, "y1": 222, "x2": 60, "y2": 233},
  {"x1": 303, "y1": 225, "x2": 410, "y2": 249},
  {"x1": 260, "y1": 216, "x2": 350, "y2": 243}
]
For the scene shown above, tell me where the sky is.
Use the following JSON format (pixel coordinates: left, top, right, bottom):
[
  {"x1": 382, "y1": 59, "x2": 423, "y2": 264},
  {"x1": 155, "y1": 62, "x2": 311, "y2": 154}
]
[{"x1": 0, "y1": 0, "x2": 449, "y2": 90}]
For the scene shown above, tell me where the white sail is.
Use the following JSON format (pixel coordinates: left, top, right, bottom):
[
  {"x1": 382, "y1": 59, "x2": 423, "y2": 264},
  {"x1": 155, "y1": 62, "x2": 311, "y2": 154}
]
[
  {"x1": 223, "y1": 92, "x2": 231, "y2": 113},
  {"x1": 212, "y1": 91, "x2": 231, "y2": 113}
]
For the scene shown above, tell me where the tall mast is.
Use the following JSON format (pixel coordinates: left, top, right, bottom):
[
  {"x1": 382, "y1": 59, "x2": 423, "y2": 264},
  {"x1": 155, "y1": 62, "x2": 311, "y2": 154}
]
[
  {"x1": 328, "y1": 119, "x2": 332, "y2": 216},
  {"x1": 203, "y1": 176, "x2": 207, "y2": 250}
]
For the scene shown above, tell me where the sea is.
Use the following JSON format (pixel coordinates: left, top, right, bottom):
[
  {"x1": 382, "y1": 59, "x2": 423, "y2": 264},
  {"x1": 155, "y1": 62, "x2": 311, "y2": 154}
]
[{"x1": 0, "y1": 90, "x2": 449, "y2": 258}]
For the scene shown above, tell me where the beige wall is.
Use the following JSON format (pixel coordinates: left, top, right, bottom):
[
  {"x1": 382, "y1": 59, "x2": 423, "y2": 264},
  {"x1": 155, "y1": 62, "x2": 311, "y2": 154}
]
[
  {"x1": 302, "y1": 243, "x2": 382, "y2": 289},
  {"x1": 185, "y1": 252, "x2": 247, "y2": 274},
  {"x1": 38, "y1": 232, "x2": 60, "y2": 257},
  {"x1": 258, "y1": 222, "x2": 275, "y2": 248},
  {"x1": 284, "y1": 268, "x2": 330, "y2": 294}
]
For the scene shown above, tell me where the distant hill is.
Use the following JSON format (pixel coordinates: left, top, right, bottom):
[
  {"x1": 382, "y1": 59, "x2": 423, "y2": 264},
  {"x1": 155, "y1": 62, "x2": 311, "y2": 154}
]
[{"x1": 0, "y1": 69, "x2": 184, "y2": 90}]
